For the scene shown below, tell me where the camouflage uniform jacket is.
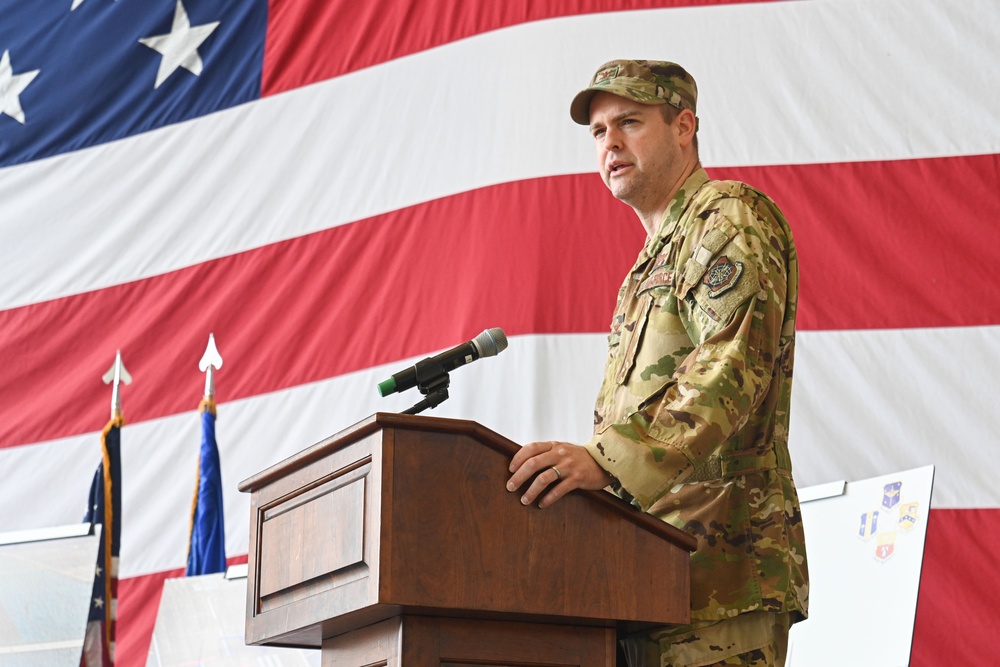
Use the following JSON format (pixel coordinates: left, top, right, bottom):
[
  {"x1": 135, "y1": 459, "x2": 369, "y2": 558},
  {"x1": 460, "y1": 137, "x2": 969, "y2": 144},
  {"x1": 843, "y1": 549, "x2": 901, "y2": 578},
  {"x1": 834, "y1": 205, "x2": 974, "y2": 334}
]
[{"x1": 582, "y1": 167, "x2": 809, "y2": 624}]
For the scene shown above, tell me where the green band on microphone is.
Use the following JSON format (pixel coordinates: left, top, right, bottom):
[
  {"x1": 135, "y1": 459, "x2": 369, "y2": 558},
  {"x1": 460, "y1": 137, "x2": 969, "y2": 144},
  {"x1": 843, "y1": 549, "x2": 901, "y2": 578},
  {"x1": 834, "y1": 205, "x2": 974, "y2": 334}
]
[{"x1": 377, "y1": 377, "x2": 397, "y2": 397}]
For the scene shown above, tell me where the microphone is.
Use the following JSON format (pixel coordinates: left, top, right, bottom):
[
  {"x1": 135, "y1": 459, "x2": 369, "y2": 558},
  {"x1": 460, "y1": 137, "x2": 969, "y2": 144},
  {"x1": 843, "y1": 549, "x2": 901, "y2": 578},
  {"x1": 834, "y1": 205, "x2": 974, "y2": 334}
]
[{"x1": 377, "y1": 328, "x2": 508, "y2": 397}]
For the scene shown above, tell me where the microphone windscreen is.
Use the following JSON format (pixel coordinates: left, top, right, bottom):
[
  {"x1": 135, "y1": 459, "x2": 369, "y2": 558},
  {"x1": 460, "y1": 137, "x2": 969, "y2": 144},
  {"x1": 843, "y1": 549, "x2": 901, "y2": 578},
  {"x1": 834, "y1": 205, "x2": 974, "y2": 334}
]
[{"x1": 474, "y1": 328, "x2": 508, "y2": 358}]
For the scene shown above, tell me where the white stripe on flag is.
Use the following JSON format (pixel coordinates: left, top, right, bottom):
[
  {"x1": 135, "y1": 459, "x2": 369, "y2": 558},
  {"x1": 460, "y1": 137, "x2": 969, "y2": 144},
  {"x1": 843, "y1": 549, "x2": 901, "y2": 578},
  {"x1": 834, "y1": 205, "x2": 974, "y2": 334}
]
[{"x1": 2, "y1": 0, "x2": 998, "y2": 310}]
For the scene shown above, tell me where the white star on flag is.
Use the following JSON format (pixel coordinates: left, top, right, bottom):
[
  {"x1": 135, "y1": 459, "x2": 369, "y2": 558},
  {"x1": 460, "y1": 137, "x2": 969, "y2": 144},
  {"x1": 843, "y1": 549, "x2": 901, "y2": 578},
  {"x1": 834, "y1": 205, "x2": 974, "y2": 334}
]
[
  {"x1": 139, "y1": 0, "x2": 220, "y2": 89},
  {"x1": 0, "y1": 50, "x2": 40, "y2": 125}
]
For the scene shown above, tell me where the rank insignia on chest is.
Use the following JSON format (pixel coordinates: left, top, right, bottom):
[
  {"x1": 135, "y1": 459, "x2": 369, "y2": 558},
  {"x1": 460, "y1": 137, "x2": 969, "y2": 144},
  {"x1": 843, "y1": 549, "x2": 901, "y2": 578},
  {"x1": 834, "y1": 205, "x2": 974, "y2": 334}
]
[{"x1": 702, "y1": 255, "x2": 744, "y2": 298}]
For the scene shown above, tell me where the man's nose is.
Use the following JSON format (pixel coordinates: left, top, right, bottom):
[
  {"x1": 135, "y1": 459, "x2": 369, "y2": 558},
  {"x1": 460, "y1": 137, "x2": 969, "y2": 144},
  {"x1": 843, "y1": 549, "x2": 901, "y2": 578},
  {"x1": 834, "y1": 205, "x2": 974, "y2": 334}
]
[{"x1": 601, "y1": 127, "x2": 622, "y2": 152}]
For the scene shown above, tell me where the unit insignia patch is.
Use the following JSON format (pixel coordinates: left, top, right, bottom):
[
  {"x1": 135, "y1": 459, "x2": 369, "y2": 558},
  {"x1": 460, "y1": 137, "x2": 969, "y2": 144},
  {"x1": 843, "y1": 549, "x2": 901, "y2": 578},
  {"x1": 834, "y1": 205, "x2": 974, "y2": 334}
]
[{"x1": 702, "y1": 255, "x2": 744, "y2": 298}]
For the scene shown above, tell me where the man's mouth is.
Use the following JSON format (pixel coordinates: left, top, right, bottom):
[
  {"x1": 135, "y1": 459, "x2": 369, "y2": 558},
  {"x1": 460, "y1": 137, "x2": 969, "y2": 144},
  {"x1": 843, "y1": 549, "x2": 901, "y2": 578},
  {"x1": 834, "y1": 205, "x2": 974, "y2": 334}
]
[{"x1": 608, "y1": 161, "x2": 630, "y2": 175}]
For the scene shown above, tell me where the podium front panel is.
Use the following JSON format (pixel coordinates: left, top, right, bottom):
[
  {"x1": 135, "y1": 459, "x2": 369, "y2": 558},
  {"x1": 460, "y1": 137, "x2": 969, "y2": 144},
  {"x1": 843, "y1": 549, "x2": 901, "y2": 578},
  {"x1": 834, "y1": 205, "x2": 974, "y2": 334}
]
[
  {"x1": 240, "y1": 414, "x2": 694, "y2": 649},
  {"x1": 245, "y1": 425, "x2": 393, "y2": 647}
]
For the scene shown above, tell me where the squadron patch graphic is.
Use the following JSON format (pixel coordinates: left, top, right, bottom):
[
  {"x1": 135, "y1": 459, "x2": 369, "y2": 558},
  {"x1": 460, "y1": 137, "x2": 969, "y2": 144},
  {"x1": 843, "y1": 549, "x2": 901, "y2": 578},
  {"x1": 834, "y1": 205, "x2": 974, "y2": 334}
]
[
  {"x1": 858, "y1": 510, "x2": 879, "y2": 541},
  {"x1": 875, "y1": 532, "x2": 897, "y2": 562},
  {"x1": 857, "y1": 480, "x2": 923, "y2": 564},
  {"x1": 702, "y1": 255, "x2": 744, "y2": 298},
  {"x1": 882, "y1": 481, "x2": 902, "y2": 511},
  {"x1": 899, "y1": 502, "x2": 920, "y2": 531}
]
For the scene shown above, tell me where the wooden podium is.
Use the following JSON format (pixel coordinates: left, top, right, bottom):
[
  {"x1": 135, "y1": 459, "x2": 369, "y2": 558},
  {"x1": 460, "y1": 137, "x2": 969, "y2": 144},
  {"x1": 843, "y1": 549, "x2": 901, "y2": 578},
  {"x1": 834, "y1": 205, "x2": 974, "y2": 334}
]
[{"x1": 238, "y1": 413, "x2": 695, "y2": 666}]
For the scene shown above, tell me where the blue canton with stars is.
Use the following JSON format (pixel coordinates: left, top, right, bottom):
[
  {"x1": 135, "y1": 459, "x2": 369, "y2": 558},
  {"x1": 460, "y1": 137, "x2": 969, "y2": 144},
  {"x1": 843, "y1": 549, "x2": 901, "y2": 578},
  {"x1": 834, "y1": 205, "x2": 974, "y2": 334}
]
[{"x1": 0, "y1": 0, "x2": 267, "y2": 168}]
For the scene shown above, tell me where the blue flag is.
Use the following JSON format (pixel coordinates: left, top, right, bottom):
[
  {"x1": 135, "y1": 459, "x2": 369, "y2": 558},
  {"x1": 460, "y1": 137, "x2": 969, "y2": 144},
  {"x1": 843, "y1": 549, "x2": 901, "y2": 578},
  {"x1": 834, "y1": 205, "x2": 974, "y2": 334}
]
[
  {"x1": 82, "y1": 415, "x2": 122, "y2": 666},
  {"x1": 185, "y1": 399, "x2": 226, "y2": 575}
]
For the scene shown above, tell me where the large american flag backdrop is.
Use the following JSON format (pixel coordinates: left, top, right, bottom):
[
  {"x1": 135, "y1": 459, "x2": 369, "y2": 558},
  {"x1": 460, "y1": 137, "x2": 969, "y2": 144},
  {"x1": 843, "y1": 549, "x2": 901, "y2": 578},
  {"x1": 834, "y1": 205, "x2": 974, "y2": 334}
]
[{"x1": 1, "y1": 0, "x2": 998, "y2": 663}]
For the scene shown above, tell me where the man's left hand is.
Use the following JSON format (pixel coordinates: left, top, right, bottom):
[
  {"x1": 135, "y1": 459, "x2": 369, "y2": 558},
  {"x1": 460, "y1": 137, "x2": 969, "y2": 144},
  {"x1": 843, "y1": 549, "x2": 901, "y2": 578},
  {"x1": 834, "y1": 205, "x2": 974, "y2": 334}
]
[{"x1": 506, "y1": 441, "x2": 611, "y2": 508}]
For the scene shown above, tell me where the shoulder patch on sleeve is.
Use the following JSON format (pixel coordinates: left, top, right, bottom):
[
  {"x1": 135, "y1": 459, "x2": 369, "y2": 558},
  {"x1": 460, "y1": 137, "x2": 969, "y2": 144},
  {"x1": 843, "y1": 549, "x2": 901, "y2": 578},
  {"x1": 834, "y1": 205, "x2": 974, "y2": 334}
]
[
  {"x1": 702, "y1": 255, "x2": 744, "y2": 298},
  {"x1": 691, "y1": 245, "x2": 758, "y2": 323},
  {"x1": 679, "y1": 217, "x2": 739, "y2": 295}
]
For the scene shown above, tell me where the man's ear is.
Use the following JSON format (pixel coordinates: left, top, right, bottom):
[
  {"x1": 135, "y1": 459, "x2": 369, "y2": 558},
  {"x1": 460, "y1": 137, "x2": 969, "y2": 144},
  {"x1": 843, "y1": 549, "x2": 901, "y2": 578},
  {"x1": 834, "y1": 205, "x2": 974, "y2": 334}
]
[{"x1": 676, "y1": 108, "x2": 697, "y2": 147}]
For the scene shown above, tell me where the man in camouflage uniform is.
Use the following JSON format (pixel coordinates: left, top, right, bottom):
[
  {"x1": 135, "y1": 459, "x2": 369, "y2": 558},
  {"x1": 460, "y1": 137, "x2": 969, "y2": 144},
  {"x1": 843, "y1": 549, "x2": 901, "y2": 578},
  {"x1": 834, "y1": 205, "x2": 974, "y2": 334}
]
[{"x1": 507, "y1": 60, "x2": 809, "y2": 666}]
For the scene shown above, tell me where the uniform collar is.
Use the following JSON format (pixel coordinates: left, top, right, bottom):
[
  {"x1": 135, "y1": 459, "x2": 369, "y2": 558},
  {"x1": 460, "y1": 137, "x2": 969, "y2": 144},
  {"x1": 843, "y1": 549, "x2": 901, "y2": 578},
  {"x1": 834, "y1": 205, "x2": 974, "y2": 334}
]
[{"x1": 635, "y1": 166, "x2": 710, "y2": 267}]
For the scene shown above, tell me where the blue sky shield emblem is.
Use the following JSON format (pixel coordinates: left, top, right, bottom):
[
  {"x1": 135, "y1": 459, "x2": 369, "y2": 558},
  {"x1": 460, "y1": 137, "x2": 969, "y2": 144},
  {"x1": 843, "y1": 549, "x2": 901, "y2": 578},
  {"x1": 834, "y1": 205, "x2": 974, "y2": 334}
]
[
  {"x1": 882, "y1": 481, "x2": 902, "y2": 511},
  {"x1": 858, "y1": 510, "x2": 879, "y2": 541}
]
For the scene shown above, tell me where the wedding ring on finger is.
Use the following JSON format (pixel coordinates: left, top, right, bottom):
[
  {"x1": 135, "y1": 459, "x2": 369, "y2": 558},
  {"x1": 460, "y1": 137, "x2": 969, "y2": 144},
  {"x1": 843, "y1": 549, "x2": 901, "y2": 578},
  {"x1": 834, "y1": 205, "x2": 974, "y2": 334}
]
[{"x1": 551, "y1": 466, "x2": 562, "y2": 481}]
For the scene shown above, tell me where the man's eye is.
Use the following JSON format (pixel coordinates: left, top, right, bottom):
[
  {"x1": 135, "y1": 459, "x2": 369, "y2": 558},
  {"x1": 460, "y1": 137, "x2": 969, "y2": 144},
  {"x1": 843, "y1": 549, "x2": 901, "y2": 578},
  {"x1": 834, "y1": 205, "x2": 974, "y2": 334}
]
[{"x1": 593, "y1": 128, "x2": 606, "y2": 139}]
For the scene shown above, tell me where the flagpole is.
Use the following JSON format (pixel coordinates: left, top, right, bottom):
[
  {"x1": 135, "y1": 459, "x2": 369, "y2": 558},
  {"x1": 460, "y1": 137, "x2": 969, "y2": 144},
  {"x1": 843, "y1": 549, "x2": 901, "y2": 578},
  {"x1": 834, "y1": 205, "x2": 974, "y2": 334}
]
[
  {"x1": 82, "y1": 351, "x2": 129, "y2": 666},
  {"x1": 186, "y1": 333, "x2": 227, "y2": 576}
]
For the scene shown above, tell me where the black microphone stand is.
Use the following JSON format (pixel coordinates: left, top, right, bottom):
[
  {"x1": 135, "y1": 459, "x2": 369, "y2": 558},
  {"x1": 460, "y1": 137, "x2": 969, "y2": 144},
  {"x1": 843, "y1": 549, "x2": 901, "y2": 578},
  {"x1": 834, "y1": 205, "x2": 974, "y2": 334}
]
[{"x1": 401, "y1": 358, "x2": 451, "y2": 415}]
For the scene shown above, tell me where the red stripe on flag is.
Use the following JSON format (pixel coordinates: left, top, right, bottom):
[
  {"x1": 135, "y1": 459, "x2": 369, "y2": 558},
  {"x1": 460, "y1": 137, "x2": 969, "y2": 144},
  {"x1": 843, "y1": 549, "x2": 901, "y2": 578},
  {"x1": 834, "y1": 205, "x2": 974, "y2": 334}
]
[
  {"x1": 115, "y1": 567, "x2": 181, "y2": 667},
  {"x1": 2, "y1": 154, "x2": 998, "y2": 448},
  {"x1": 910, "y1": 508, "x2": 1000, "y2": 666},
  {"x1": 261, "y1": 0, "x2": 776, "y2": 96},
  {"x1": 713, "y1": 153, "x2": 1000, "y2": 332},
  {"x1": 0, "y1": 174, "x2": 634, "y2": 448}
]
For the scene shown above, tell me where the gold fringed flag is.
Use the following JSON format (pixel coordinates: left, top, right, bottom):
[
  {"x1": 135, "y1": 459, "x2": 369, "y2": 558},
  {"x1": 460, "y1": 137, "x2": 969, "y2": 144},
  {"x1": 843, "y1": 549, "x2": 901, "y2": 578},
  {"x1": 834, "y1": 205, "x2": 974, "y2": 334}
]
[{"x1": 81, "y1": 414, "x2": 123, "y2": 666}]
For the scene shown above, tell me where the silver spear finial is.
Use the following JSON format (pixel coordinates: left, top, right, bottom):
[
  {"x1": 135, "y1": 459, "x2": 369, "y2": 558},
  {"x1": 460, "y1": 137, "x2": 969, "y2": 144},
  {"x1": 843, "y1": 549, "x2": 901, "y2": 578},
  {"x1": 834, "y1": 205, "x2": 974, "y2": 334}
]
[
  {"x1": 101, "y1": 350, "x2": 132, "y2": 419},
  {"x1": 199, "y1": 333, "x2": 223, "y2": 400}
]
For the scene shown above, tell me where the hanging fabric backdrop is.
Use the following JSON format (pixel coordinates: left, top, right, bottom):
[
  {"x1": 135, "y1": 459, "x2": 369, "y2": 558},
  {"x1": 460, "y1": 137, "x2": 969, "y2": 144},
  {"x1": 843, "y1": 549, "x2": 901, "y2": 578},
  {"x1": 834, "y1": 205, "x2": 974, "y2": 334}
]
[{"x1": 1, "y1": 0, "x2": 998, "y2": 663}]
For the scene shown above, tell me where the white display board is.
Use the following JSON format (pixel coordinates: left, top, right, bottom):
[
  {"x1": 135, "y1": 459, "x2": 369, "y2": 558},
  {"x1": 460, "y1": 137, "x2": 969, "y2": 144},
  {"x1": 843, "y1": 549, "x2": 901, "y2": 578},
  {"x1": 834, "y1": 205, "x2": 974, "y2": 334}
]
[
  {"x1": 0, "y1": 525, "x2": 98, "y2": 667},
  {"x1": 145, "y1": 566, "x2": 319, "y2": 667},
  {"x1": 788, "y1": 465, "x2": 935, "y2": 667}
]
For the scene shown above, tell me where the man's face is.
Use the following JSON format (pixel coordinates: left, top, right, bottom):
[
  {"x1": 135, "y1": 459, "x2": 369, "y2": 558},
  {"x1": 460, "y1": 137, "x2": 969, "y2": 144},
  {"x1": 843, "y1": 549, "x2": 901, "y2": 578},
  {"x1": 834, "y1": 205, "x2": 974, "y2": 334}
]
[{"x1": 588, "y1": 92, "x2": 684, "y2": 214}]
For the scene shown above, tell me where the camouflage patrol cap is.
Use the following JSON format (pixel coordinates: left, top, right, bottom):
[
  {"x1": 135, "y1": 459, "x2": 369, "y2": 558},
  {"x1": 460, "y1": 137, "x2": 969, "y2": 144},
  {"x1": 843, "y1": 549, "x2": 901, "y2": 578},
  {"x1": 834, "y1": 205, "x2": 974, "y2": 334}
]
[{"x1": 570, "y1": 59, "x2": 698, "y2": 125}]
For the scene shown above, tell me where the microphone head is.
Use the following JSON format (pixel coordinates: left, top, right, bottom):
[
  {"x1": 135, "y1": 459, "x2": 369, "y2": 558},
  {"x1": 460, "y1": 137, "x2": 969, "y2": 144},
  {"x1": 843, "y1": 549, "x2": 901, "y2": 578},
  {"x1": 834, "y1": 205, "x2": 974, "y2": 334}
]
[{"x1": 473, "y1": 327, "x2": 508, "y2": 358}]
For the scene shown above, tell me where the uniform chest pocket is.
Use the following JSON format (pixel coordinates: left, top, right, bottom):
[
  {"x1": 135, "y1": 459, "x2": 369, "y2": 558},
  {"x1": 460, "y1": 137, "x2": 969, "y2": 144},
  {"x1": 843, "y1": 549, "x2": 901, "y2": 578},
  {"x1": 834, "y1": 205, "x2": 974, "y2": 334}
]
[
  {"x1": 612, "y1": 264, "x2": 677, "y2": 385},
  {"x1": 613, "y1": 294, "x2": 653, "y2": 385}
]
